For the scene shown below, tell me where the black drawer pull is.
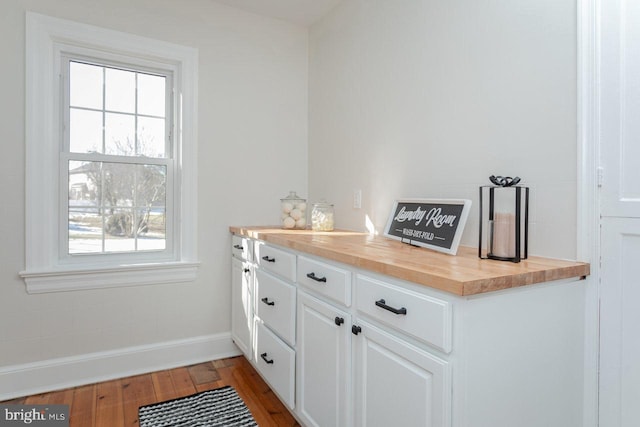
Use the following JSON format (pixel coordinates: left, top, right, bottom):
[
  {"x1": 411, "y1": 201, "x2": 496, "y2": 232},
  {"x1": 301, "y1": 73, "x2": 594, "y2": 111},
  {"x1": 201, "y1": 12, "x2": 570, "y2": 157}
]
[
  {"x1": 243, "y1": 268, "x2": 250, "y2": 273},
  {"x1": 335, "y1": 316, "x2": 344, "y2": 326},
  {"x1": 233, "y1": 244, "x2": 244, "y2": 250},
  {"x1": 262, "y1": 255, "x2": 276, "y2": 263},
  {"x1": 306, "y1": 272, "x2": 327, "y2": 283},
  {"x1": 261, "y1": 297, "x2": 275, "y2": 306},
  {"x1": 352, "y1": 325, "x2": 362, "y2": 335},
  {"x1": 375, "y1": 299, "x2": 407, "y2": 315},
  {"x1": 260, "y1": 352, "x2": 274, "y2": 364}
]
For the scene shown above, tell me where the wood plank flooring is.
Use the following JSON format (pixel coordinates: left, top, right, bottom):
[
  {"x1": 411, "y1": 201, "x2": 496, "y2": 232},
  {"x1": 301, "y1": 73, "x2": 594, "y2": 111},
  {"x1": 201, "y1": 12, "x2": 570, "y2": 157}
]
[{"x1": 1, "y1": 356, "x2": 300, "y2": 427}]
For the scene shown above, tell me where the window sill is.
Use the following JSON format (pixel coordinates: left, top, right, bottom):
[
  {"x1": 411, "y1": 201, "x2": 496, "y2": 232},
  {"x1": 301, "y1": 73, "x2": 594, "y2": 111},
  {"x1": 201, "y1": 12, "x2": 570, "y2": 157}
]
[{"x1": 19, "y1": 261, "x2": 200, "y2": 294}]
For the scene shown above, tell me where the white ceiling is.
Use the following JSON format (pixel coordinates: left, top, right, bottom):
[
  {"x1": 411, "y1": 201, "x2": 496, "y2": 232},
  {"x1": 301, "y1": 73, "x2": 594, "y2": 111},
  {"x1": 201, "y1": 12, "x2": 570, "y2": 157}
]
[{"x1": 212, "y1": 0, "x2": 344, "y2": 26}]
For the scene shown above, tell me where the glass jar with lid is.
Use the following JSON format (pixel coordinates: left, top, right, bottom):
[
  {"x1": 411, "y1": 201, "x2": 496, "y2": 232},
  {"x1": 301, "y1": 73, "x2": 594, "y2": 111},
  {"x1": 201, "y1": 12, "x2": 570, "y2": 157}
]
[
  {"x1": 311, "y1": 200, "x2": 334, "y2": 231},
  {"x1": 280, "y1": 191, "x2": 307, "y2": 229}
]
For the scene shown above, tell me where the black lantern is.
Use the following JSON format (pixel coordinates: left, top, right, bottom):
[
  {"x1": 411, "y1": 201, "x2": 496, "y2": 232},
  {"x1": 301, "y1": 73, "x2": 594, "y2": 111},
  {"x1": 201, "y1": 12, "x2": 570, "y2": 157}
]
[{"x1": 478, "y1": 175, "x2": 529, "y2": 263}]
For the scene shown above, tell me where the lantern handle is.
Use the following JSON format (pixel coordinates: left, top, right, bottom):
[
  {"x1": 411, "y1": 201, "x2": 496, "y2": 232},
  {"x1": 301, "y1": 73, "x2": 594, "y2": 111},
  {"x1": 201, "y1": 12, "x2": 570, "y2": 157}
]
[{"x1": 489, "y1": 175, "x2": 521, "y2": 187}]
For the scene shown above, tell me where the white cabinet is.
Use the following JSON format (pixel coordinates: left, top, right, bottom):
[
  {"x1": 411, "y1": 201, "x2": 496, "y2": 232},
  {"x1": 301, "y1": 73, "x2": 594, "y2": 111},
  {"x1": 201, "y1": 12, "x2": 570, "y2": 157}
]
[
  {"x1": 247, "y1": 241, "x2": 450, "y2": 427},
  {"x1": 231, "y1": 239, "x2": 253, "y2": 360},
  {"x1": 352, "y1": 319, "x2": 450, "y2": 427},
  {"x1": 231, "y1": 234, "x2": 584, "y2": 427},
  {"x1": 297, "y1": 291, "x2": 351, "y2": 427},
  {"x1": 296, "y1": 262, "x2": 451, "y2": 427}
]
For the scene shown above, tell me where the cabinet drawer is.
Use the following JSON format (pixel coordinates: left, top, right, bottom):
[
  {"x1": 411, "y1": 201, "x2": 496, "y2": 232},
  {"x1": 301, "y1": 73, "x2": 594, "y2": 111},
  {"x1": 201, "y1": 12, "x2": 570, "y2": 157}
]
[
  {"x1": 297, "y1": 256, "x2": 351, "y2": 307},
  {"x1": 231, "y1": 235, "x2": 253, "y2": 261},
  {"x1": 254, "y1": 320, "x2": 296, "y2": 409},
  {"x1": 255, "y1": 270, "x2": 296, "y2": 346},
  {"x1": 356, "y1": 275, "x2": 452, "y2": 353},
  {"x1": 255, "y1": 242, "x2": 296, "y2": 282}
]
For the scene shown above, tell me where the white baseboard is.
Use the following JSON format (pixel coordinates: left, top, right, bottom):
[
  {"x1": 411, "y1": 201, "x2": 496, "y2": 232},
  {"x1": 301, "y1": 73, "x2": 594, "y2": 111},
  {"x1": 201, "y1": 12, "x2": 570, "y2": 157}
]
[{"x1": 0, "y1": 332, "x2": 241, "y2": 401}]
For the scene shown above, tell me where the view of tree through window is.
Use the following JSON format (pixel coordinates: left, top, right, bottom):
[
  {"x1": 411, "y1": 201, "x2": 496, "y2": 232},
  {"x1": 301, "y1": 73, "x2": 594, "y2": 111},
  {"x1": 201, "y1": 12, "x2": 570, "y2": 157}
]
[{"x1": 66, "y1": 60, "x2": 170, "y2": 254}]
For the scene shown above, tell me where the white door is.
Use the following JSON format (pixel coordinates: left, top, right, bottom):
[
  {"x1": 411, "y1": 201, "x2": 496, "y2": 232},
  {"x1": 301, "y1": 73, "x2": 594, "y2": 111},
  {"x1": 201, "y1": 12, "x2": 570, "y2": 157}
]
[
  {"x1": 352, "y1": 320, "x2": 450, "y2": 427},
  {"x1": 600, "y1": 219, "x2": 640, "y2": 426},
  {"x1": 599, "y1": 0, "x2": 640, "y2": 219},
  {"x1": 296, "y1": 291, "x2": 351, "y2": 427},
  {"x1": 598, "y1": 0, "x2": 640, "y2": 425}
]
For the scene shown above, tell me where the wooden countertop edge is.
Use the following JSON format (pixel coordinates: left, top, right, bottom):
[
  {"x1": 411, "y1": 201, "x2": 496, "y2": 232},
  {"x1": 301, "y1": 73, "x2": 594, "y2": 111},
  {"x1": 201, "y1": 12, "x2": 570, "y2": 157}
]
[{"x1": 230, "y1": 226, "x2": 590, "y2": 296}]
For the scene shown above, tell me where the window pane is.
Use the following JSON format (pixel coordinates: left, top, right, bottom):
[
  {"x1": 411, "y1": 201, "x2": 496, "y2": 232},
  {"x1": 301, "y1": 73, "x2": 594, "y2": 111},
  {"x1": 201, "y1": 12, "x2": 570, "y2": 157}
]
[
  {"x1": 136, "y1": 165, "x2": 166, "y2": 252},
  {"x1": 136, "y1": 164, "x2": 166, "y2": 207},
  {"x1": 138, "y1": 73, "x2": 166, "y2": 117},
  {"x1": 102, "y1": 162, "x2": 135, "y2": 207},
  {"x1": 104, "y1": 209, "x2": 136, "y2": 252},
  {"x1": 70, "y1": 108, "x2": 103, "y2": 153},
  {"x1": 105, "y1": 68, "x2": 135, "y2": 113},
  {"x1": 105, "y1": 112, "x2": 135, "y2": 156},
  {"x1": 138, "y1": 117, "x2": 166, "y2": 157},
  {"x1": 69, "y1": 212, "x2": 103, "y2": 254},
  {"x1": 137, "y1": 208, "x2": 166, "y2": 250},
  {"x1": 70, "y1": 62, "x2": 103, "y2": 110},
  {"x1": 69, "y1": 161, "x2": 103, "y2": 254},
  {"x1": 69, "y1": 161, "x2": 99, "y2": 206}
]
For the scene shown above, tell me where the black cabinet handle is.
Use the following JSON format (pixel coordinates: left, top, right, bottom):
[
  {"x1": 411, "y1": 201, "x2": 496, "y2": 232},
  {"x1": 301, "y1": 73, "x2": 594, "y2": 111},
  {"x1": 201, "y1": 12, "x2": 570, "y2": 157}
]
[
  {"x1": 352, "y1": 325, "x2": 362, "y2": 335},
  {"x1": 375, "y1": 299, "x2": 407, "y2": 315},
  {"x1": 335, "y1": 317, "x2": 344, "y2": 326},
  {"x1": 260, "y1": 352, "x2": 274, "y2": 364},
  {"x1": 262, "y1": 255, "x2": 276, "y2": 263},
  {"x1": 233, "y1": 244, "x2": 243, "y2": 250},
  {"x1": 261, "y1": 297, "x2": 275, "y2": 306},
  {"x1": 243, "y1": 268, "x2": 250, "y2": 273},
  {"x1": 306, "y1": 272, "x2": 327, "y2": 283}
]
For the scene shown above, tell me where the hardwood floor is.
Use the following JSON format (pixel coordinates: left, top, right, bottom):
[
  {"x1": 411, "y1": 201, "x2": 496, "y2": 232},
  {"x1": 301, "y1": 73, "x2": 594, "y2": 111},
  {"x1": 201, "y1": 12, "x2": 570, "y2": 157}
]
[{"x1": 1, "y1": 356, "x2": 300, "y2": 427}]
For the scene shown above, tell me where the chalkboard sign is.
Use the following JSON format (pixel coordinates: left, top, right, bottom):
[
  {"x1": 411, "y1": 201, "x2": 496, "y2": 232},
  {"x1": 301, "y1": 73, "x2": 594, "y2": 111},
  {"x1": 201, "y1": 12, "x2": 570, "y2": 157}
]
[{"x1": 384, "y1": 199, "x2": 472, "y2": 255}]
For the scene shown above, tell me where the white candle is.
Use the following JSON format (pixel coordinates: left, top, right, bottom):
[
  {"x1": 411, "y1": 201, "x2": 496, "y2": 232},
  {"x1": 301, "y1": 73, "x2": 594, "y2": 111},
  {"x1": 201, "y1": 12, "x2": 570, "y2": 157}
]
[{"x1": 491, "y1": 212, "x2": 515, "y2": 258}]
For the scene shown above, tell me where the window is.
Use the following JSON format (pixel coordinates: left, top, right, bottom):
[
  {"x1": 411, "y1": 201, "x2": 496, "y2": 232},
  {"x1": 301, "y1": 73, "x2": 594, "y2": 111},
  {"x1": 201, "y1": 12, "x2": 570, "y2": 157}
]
[
  {"x1": 65, "y1": 60, "x2": 171, "y2": 256},
  {"x1": 21, "y1": 13, "x2": 199, "y2": 293}
]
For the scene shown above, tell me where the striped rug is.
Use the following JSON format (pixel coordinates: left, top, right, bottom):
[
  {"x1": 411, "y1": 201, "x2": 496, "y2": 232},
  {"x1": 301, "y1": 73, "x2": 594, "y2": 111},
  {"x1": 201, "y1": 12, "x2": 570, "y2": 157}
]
[{"x1": 138, "y1": 386, "x2": 257, "y2": 427}]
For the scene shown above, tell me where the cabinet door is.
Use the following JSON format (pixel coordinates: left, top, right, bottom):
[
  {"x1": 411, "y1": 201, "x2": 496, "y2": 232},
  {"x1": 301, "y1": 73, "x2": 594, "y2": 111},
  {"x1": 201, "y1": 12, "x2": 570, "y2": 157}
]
[
  {"x1": 353, "y1": 320, "x2": 450, "y2": 427},
  {"x1": 231, "y1": 257, "x2": 252, "y2": 360},
  {"x1": 297, "y1": 291, "x2": 351, "y2": 427}
]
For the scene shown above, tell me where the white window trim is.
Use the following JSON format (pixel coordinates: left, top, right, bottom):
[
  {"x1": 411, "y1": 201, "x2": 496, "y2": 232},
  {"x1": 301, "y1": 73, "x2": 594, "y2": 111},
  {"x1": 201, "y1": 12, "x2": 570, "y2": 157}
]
[{"x1": 21, "y1": 12, "x2": 199, "y2": 293}]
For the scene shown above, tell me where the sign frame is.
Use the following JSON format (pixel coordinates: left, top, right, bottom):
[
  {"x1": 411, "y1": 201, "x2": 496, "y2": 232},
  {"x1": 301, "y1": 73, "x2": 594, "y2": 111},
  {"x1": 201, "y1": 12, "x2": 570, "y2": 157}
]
[{"x1": 384, "y1": 198, "x2": 472, "y2": 255}]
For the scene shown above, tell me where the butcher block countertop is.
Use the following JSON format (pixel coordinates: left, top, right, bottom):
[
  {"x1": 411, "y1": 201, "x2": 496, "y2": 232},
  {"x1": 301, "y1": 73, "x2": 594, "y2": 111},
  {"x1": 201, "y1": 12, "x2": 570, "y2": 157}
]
[{"x1": 230, "y1": 226, "x2": 590, "y2": 296}]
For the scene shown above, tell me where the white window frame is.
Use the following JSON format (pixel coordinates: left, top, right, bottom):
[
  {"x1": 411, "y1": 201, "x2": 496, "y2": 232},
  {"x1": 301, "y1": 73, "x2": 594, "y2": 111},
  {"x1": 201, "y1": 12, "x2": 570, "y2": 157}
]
[{"x1": 21, "y1": 13, "x2": 199, "y2": 293}]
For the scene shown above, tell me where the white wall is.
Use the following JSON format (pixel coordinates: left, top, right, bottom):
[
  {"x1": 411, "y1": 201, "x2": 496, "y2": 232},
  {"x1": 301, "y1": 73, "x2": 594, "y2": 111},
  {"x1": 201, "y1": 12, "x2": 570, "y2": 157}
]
[
  {"x1": 0, "y1": 0, "x2": 580, "y2": 398},
  {"x1": 0, "y1": 0, "x2": 307, "y2": 376},
  {"x1": 308, "y1": 0, "x2": 577, "y2": 259}
]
